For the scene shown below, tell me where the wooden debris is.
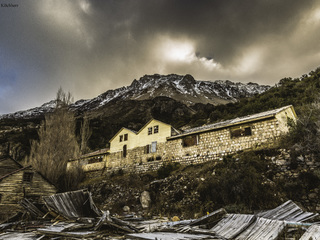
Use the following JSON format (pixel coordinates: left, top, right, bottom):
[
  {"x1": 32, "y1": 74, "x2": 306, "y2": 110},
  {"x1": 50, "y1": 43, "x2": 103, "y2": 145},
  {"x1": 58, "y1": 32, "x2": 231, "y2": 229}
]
[
  {"x1": 127, "y1": 232, "x2": 219, "y2": 240},
  {"x1": 43, "y1": 189, "x2": 102, "y2": 220},
  {"x1": 94, "y1": 210, "x2": 109, "y2": 230},
  {"x1": 19, "y1": 199, "x2": 45, "y2": 218},
  {"x1": 300, "y1": 224, "x2": 320, "y2": 240},
  {"x1": 189, "y1": 208, "x2": 227, "y2": 228},
  {"x1": 111, "y1": 216, "x2": 141, "y2": 232}
]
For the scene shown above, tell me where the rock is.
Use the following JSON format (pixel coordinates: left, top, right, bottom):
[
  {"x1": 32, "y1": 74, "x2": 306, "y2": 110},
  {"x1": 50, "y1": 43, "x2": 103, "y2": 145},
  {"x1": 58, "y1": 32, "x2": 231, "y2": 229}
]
[
  {"x1": 140, "y1": 191, "x2": 151, "y2": 209},
  {"x1": 171, "y1": 216, "x2": 180, "y2": 221},
  {"x1": 123, "y1": 205, "x2": 130, "y2": 212},
  {"x1": 308, "y1": 192, "x2": 317, "y2": 200},
  {"x1": 297, "y1": 155, "x2": 304, "y2": 162}
]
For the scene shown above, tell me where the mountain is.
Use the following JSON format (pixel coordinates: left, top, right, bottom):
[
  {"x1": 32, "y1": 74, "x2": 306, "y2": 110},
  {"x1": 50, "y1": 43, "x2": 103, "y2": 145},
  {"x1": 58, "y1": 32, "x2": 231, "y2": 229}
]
[
  {"x1": 0, "y1": 73, "x2": 273, "y2": 159},
  {"x1": 0, "y1": 74, "x2": 270, "y2": 120},
  {"x1": 72, "y1": 74, "x2": 270, "y2": 112}
]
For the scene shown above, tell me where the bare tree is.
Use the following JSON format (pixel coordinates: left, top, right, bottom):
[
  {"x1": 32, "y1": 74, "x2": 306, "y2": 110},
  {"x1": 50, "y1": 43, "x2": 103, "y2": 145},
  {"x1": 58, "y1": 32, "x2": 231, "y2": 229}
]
[
  {"x1": 80, "y1": 115, "x2": 92, "y2": 155},
  {"x1": 28, "y1": 88, "x2": 80, "y2": 188}
]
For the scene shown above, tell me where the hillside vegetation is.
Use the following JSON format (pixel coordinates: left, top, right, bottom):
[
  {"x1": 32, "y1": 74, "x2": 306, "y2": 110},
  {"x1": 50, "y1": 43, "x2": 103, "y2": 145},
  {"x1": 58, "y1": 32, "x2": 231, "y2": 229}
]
[{"x1": 1, "y1": 67, "x2": 320, "y2": 160}]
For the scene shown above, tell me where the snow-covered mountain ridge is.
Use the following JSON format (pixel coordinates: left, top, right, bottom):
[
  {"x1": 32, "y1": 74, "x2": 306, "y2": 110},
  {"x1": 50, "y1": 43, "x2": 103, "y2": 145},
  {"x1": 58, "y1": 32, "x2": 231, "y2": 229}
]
[{"x1": 0, "y1": 74, "x2": 270, "y2": 119}]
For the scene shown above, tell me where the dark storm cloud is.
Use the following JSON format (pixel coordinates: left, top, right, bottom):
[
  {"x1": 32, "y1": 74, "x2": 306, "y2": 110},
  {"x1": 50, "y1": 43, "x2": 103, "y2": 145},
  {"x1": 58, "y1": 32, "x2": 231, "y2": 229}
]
[
  {"x1": 124, "y1": 0, "x2": 316, "y2": 64},
  {"x1": 0, "y1": 0, "x2": 320, "y2": 114}
]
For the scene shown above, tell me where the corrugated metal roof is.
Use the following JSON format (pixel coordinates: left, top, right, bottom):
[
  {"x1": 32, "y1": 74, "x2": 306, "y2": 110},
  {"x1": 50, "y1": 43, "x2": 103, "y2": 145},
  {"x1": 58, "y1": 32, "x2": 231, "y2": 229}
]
[
  {"x1": 210, "y1": 214, "x2": 256, "y2": 239},
  {"x1": 300, "y1": 224, "x2": 320, "y2": 240},
  {"x1": 80, "y1": 148, "x2": 109, "y2": 159},
  {"x1": 127, "y1": 232, "x2": 217, "y2": 240},
  {"x1": 43, "y1": 189, "x2": 102, "y2": 220},
  {"x1": 169, "y1": 105, "x2": 294, "y2": 139},
  {"x1": 235, "y1": 217, "x2": 285, "y2": 240},
  {"x1": 256, "y1": 200, "x2": 318, "y2": 222}
]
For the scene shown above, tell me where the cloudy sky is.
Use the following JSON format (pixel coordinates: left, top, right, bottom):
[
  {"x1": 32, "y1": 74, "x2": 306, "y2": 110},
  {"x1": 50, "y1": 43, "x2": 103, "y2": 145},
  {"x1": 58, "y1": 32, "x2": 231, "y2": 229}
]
[{"x1": 1, "y1": 0, "x2": 320, "y2": 114}]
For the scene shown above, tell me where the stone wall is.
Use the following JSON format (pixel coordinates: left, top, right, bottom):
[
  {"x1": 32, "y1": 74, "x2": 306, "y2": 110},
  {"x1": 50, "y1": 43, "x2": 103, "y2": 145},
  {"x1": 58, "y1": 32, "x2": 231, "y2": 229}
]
[
  {"x1": 85, "y1": 117, "x2": 282, "y2": 177},
  {"x1": 165, "y1": 117, "x2": 280, "y2": 160}
]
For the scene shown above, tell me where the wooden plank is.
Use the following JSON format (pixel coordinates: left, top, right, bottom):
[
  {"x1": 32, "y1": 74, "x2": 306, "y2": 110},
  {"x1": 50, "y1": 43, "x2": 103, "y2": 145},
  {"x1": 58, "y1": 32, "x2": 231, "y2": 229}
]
[{"x1": 189, "y1": 208, "x2": 226, "y2": 228}]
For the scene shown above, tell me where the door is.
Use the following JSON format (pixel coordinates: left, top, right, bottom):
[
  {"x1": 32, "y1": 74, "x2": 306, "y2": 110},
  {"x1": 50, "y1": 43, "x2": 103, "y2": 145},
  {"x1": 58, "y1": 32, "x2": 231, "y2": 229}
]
[{"x1": 123, "y1": 145, "x2": 127, "y2": 158}]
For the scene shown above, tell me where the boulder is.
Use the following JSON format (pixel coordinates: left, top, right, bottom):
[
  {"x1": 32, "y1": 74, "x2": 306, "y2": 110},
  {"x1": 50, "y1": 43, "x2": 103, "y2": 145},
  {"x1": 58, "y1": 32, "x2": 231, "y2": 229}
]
[
  {"x1": 140, "y1": 191, "x2": 151, "y2": 209},
  {"x1": 123, "y1": 205, "x2": 130, "y2": 212}
]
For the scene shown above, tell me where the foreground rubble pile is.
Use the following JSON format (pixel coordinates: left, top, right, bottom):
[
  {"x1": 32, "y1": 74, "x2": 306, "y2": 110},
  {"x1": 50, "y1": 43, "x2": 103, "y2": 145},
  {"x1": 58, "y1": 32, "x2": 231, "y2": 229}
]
[{"x1": 1, "y1": 190, "x2": 320, "y2": 239}]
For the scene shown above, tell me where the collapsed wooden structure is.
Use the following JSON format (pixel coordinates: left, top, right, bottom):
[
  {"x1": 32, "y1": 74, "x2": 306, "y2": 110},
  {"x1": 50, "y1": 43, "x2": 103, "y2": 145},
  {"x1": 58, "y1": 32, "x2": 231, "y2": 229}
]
[
  {"x1": 0, "y1": 156, "x2": 57, "y2": 221},
  {"x1": 0, "y1": 189, "x2": 319, "y2": 239}
]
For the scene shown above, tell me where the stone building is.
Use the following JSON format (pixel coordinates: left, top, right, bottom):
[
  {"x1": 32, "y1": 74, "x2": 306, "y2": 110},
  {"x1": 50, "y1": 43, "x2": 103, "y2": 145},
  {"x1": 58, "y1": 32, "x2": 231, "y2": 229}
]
[
  {"x1": 0, "y1": 156, "x2": 57, "y2": 220},
  {"x1": 68, "y1": 148, "x2": 109, "y2": 172},
  {"x1": 70, "y1": 105, "x2": 297, "y2": 174}
]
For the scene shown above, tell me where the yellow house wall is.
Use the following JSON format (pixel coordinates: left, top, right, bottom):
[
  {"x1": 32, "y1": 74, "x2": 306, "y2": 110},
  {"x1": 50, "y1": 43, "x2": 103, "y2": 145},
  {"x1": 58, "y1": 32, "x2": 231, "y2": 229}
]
[
  {"x1": 137, "y1": 120, "x2": 172, "y2": 146},
  {"x1": 110, "y1": 129, "x2": 137, "y2": 153}
]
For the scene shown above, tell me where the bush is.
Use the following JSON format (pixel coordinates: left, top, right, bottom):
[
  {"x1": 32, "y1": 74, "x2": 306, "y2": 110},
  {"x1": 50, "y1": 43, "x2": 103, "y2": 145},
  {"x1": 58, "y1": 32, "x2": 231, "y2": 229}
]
[
  {"x1": 280, "y1": 101, "x2": 320, "y2": 161},
  {"x1": 157, "y1": 162, "x2": 181, "y2": 179},
  {"x1": 61, "y1": 163, "x2": 85, "y2": 191},
  {"x1": 198, "y1": 152, "x2": 279, "y2": 211}
]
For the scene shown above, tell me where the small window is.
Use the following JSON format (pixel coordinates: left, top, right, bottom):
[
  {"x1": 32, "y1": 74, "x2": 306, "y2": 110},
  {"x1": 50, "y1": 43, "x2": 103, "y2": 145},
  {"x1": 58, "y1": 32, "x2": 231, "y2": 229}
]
[
  {"x1": 88, "y1": 157, "x2": 103, "y2": 164},
  {"x1": 230, "y1": 126, "x2": 252, "y2": 138},
  {"x1": 119, "y1": 135, "x2": 123, "y2": 142},
  {"x1": 23, "y1": 172, "x2": 33, "y2": 182},
  {"x1": 183, "y1": 135, "x2": 199, "y2": 147},
  {"x1": 124, "y1": 134, "x2": 128, "y2": 141},
  {"x1": 148, "y1": 127, "x2": 152, "y2": 135},
  {"x1": 154, "y1": 125, "x2": 159, "y2": 134},
  {"x1": 244, "y1": 127, "x2": 252, "y2": 136}
]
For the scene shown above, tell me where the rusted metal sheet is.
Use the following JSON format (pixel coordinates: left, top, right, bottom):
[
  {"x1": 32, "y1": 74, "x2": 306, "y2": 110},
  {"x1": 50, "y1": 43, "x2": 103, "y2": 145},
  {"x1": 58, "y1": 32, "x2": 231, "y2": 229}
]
[
  {"x1": 210, "y1": 214, "x2": 256, "y2": 239},
  {"x1": 127, "y1": 232, "x2": 219, "y2": 240},
  {"x1": 235, "y1": 217, "x2": 285, "y2": 240},
  {"x1": 43, "y1": 189, "x2": 102, "y2": 220},
  {"x1": 0, "y1": 232, "x2": 39, "y2": 240},
  {"x1": 256, "y1": 200, "x2": 318, "y2": 222},
  {"x1": 300, "y1": 224, "x2": 320, "y2": 240}
]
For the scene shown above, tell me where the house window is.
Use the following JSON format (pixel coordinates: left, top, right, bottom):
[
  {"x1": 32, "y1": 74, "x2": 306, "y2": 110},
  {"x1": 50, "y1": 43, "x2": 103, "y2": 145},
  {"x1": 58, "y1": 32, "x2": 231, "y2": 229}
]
[
  {"x1": 148, "y1": 127, "x2": 152, "y2": 135},
  {"x1": 88, "y1": 157, "x2": 103, "y2": 164},
  {"x1": 151, "y1": 141, "x2": 157, "y2": 153},
  {"x1": 124, "y1": 134, "x2": 128, "y2": 141},
  {"x1": 183, "y1": 135, "x2": 199, "y2": 147},
  {"x1": 23, "y1": 172, "x2": 34, "y2": 182},
  {"x1": 120, "y1": 135, "x2": 123, "y2": 142},
  {"x1": 230, "y1": 126, "x2": 252, "y2": 138},
  {"x1": 154, "y1": 125, "x2": 159, "y2": 134},
  {"x1": 145, "y1": 144, "x2": 150, "y2": 154},
  {"x1": 144, "y1": 142, "x2": 157, "y2": 153}
]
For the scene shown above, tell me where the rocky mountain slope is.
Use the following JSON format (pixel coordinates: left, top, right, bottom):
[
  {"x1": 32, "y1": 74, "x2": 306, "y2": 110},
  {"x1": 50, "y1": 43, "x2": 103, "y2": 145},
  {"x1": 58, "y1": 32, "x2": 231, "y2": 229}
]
[
  {"x1": 0, "y1": 74, "x2": 270, "y2": 120},
  {"x1": 0, "y1": 73, "x2": 273, "y2": 160}
]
